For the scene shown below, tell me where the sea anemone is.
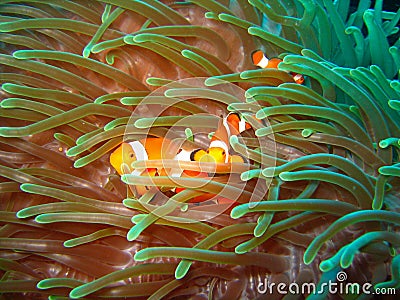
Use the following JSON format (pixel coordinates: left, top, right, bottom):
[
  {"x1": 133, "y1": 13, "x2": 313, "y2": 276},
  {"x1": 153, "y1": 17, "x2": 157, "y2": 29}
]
[{"x1": 0, "y1": 0, "x2": 399, "y2": 299}]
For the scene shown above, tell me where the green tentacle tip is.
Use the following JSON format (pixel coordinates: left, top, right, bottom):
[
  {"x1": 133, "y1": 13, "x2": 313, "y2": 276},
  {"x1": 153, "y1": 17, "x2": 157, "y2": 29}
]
[
  {"x1": 66, "y1": 147, "x2": 79, "y2": 157},
  {"x1": 240, "y1": 171, "x2": 250, "y2": 181},
  {"x1": 73, "y1": 158, "x2": 87, "y2": 168},
  {"x1": 75, "y1": 135, "x2": 88, "y2": 145},
  {"x1": 379, "y1": 166, "x2": 400, "y2": 176},
  {"x1": 181, "y1": 49, "x2": 195, "y2": 58},
  {"x1": 123, "y1": 35, "x2": 135, "y2": 45},
  {"x1": 254, "y1": 214, "x2": 272, "y2": 237},
  {"x1": 69, "y1": 288, "x2": 85, "y2": 299},
  {"x1": 262, "y1": 167, "x2": 275, "y2": 177},
  {"x1": 185, "y1": 127, "x2": 194, "y2": 141},
  {"x1": 255, "y1": 109, "x2": 267, "y2": 119},
  {"x1": 34, "y1": 214, "x2": 52, "y2": 224},
  {"x1": 121, "y1": 174, "x2": 129, "y2": 184},
  {"x1": 0, "y1": 99, "x2": 15, "y2": 108},
  {"x1": 104, "y1": 120, "x2": 119, "y2": 131},
  {"x1": 302, "y1": 129, "x2": 314, "y2": 137},
  {"x1": 244, "y1": 90, "x2": 253, "y2": 99},
  {"x1": 229, "y1": 134, "x2": 239, "y2": 146},
  {"x1": 241, "y1": 169, "x2": 261, "y2": 181},
  {"x1": 20, "y1": 183, "x2": 35, "y2": 193},
  {"x1": 37, "y1": 279, "x2": 53, "y2": 290},
  {"x1": 319, "y1": 246, "x2": 348, "y2": 272},
  {"x1": 205, "y1": 12, "x2": 218, "y2": 19},
  {"x1": 1, "y1": 83, "x2": 15, "y2": 92},
  {"x1": 48, "y1": 295, "x2": 68, "y2": 300},
  {"x1": 319, "y1": 260, "x2": 336, "y2": 272},
  {"x1": 16, "y1": 207, "x2": 32, "y2": 218},
  {"x1": 230, "y1": 205, "x2": 246, "y2": 219},
  {"x1": 278, "y1": 171, "x2": 291, "y2": 181},
  {"x1": 133, "y1": 249, "x2": 148, "y2": 261},
  {"x1": 134, "y1": 118, "x2": 152, "y2": 129},
  {"x1": 105, "y1": 53, "x2": 115, "y2": 65},
  {"x1": 38, "y1": 278, "x2": 81, "y2": 290},
  {"x1": 131, "y1": 214, "x2": 145, "y2": 224},
  {"x1": 349, "y1": 105, "x2": 360, "y2": 116},
  {"x1": 63, "y1": 239, "x2": 78, "y2": 248},
  {"x1": 0, "y1": 127, "x2": 18, "y2": 137},
  {"x1": 53, "y1": 133, "x2": 74, "y2": 145},
  {"x1": 339, "y1": 251, "x2": 354, "y2": 268},
  {"x1": 180, "y1": 203, "x2": 189, "y2": 212},
  {"x1": 127, "y1": 225, "x2": 142, "y2": 241},
  {"x1": 372, "y1": 197, "x2": 384, "y2": 210},
  {"x1": 146, "y1": 77, "x2": 172, "y2": 86},
  {"x1": 379, "y1": 138, "x2": 399, "y2": 149},
  {"x1": 390, "y1": 81, "x2": 400, "y2": 92},
  {"x1": 204, "y1": 77, "x2": 224, "y2": 86},
  {"x1": 122, "y1": 198, "x2": 136, "y2": 208},
  {"x1": 254, "y1": 223, "x2": 266, "y2": 237},
  {"x1": 82, "y1": 46, "x2": 92, "y2": 58},
  {"x1": 12, "y1": 50, "x2": 29, "y2": 59},
  {"x1": 175, "y1": 263, "x2": 190, "y2": 279},
  {"x1": 131, "y1": 34, "x2": 145, "y2": 43},
  {"x1": 234, "y1": 242, "x2": 250, "y2": 254},
  {"x1": 120, "y1": 97, "x2": 134, "y2": 105},
  {"x1": 226, "y1": 104, "x2": 236, "y2": 112},
  {"x1": 101, "y1": 4, "x2": 112, "y2": 22},
  {"x1": 388, "y1": 100, "x2": 400, "y2": 110},
  {"x1": 303, "y1": 247, "x2": 317, "y2": 265},
  {"x1": 37, "y1": 279, "x2": 67, "y2": 290},
  {"x1": 91, "y1": 43, "x2": 105, "y2": 54}
]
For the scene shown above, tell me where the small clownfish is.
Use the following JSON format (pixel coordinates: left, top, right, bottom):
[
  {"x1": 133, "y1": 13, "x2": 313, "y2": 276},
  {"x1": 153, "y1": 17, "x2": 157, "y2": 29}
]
[
  {"x1": 226, "y1": 112, "x2": 252, "y2": 136},
  {"x1": 176, "y1": 113, "x2": 251, "y2": 203},
  {"x1": 110, "y1": 137, "x2": 192, "y2": 196},
  {"x1": 251, "y1": 50, "x2": 305, "y2": 85},
  {"x1": 191, "y1": 113, "x2": 248, "y2": 165},
  {"x1": 110, "y1": 138, "x2": 171, "y2": 176},
  {"x1": 110, "y1": 114, "x2": 250, "y2": 202}
]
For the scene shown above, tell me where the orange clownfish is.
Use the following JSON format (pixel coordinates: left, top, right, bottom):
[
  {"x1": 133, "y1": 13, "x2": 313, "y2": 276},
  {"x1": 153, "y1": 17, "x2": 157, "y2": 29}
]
[
  {"x1": 182, "y1": 113, "x2": 249, "y2": 204},
  {"x1": 110, "y1": 113, "x2": 251, "y2": 202},
  {"x1": 190, "y1": 113, "x2": 249, "y2": 164},
  {"x1": 251, "y1": 50, "x2": 304, "y2": 85},
  {"x1": 110, "y1": 137, "x2": 192, "y2": 196}
]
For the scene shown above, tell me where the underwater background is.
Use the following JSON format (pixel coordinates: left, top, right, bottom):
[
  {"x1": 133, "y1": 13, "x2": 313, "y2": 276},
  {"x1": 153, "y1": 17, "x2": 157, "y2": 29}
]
[{"x1": 0, "y1": 0, "x2": 399, "y2": 299}]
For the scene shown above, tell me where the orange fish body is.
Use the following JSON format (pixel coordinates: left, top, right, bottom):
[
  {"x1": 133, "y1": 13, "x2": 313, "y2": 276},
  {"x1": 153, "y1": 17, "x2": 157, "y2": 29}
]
[
  {"x1": 110, "y1": 138, "x2": 168, "y2": 175},
  {"x1": 251, "y1": 50, "x2": 304, "y2": 84},
  {"x1": 110, "y1": 114, "x2": 249, "y2": 202},
  {"x1": 183, "y1": 114, "x2": 248, "y2": 204},
  {"x1": 110, "y1": 137, "x2": 185, "y2": 196}
]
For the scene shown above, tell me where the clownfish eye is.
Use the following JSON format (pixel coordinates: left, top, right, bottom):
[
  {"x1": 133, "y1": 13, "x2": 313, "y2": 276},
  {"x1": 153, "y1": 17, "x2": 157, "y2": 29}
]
[
  {"x1": 130, "y1": 153, "x2": 134, "y2": 158},
  {"x1": 222, "y1": 151, "x2": 226, "y2": 155}
]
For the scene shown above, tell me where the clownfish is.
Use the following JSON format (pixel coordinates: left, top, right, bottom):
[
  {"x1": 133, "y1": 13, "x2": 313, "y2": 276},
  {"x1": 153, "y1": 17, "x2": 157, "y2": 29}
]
[
  {"x1": 190, "y1": 113, "x2": 249, "y2": 164},
  {"x1": 251, "y1": 50, "x2": 305, "y2": 85},
  {"x1": 109, "y1": 137, "x2": 193, "y2": 196},
  {"x1": 110, "y1": 113, "x2": 251, "y2": 201},
  {"x1": 183, "y1": 113, "x2": 251, "y2": 204}
]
